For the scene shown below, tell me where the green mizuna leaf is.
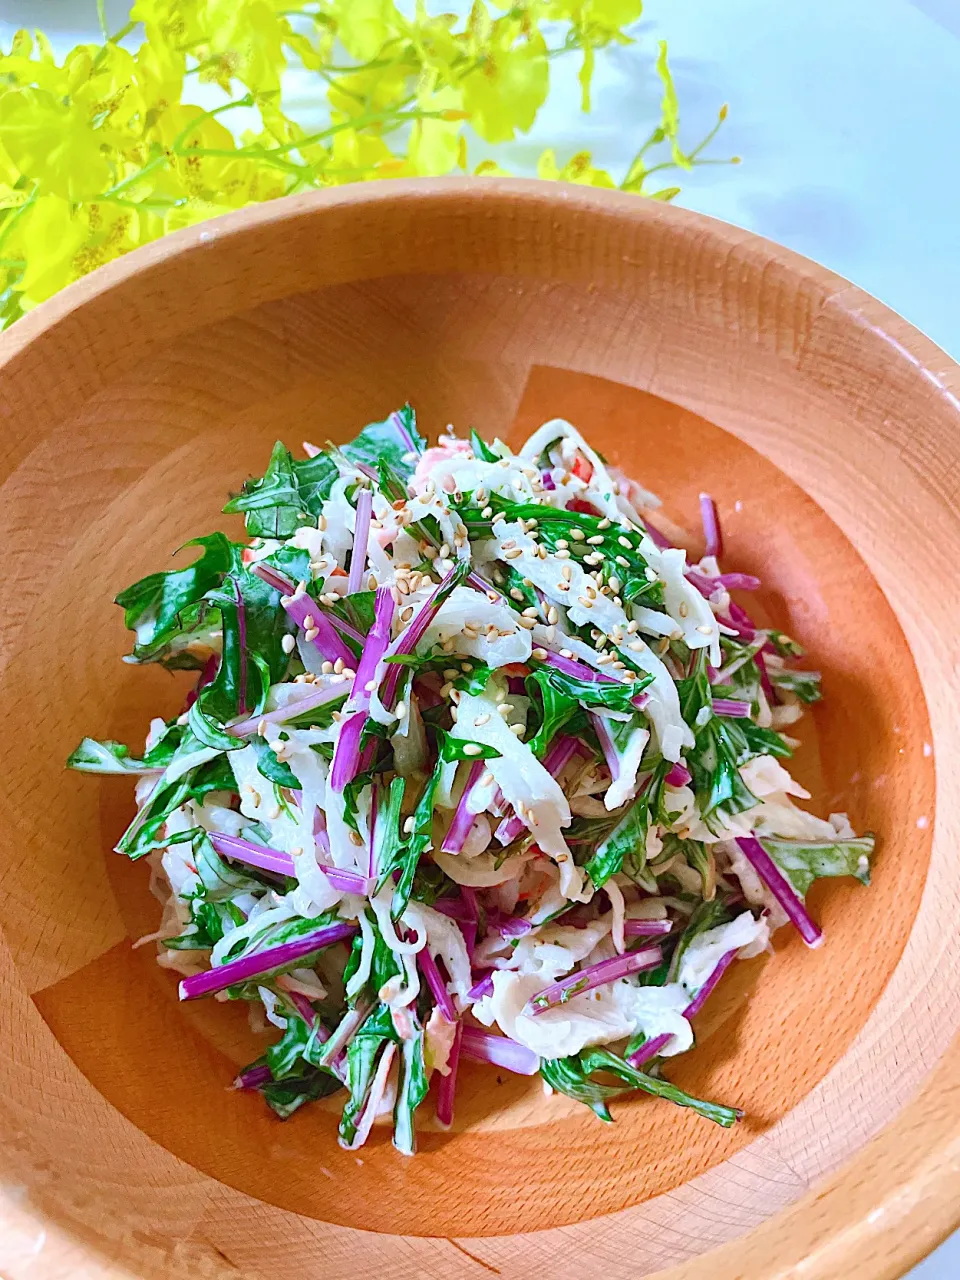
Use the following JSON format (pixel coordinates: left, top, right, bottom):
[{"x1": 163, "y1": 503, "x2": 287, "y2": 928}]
[{"x1": 761, "y1": 834, "x2": 875, "y2": 895}]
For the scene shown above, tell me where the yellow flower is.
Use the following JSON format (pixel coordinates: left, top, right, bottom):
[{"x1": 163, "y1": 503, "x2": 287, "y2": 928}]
[{"x1": 0, "y1": 87, "x2": 113, "y2": 201}]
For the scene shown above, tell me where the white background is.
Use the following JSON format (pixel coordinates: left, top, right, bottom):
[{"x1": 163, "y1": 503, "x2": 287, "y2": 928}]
[{"x1": 1, "y1": 1, "x2": 957, "y2": 1274}]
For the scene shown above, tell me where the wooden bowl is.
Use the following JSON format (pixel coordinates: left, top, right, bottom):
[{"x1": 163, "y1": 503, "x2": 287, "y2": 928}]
[{"x1": 0, "y1": 179, "x2": 957, "y2": 1280}]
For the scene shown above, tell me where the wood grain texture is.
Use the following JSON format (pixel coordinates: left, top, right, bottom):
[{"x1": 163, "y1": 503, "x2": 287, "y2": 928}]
[{"x1": 0, "y1": 180, "x2": 956, "y2": 1279}]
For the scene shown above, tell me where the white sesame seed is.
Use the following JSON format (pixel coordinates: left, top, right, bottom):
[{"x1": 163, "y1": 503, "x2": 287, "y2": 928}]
[
  {"x1": 281, "y1": 633, "x2": 296, "y2": 654},
  {"x1": 587, "y1": 534, "x2": 604, "y2": 545},
  {"x1": 480, "y1": 770, "x2": 494, "y2": 787},
  {"x1": 696, "y1": 624, "x2": 713, "y2": 635},
  {"x1": 302, "y1": 613, "x2": 316, "y2": 630},
  {"x1": 321, "y1": 660, "x2": 334, "y2": 674},
  {"x1": 559, "y1": 648, "x2": 574, "y2": 658},
  {"x1": 463, "y1": 742, "x2": 482, "y2": 756},
  {"x1": 615, "y1": 555, "x2": 630, "y2": 569},
  {"x1": 481, "y1": 506, "x2": 493, "y2": 519},
  {"x1": 440, "y1": 682, "x2": 454, "y2": 697},
  {"x1": 521, "y1": 607, "x2": 538, "y2": 618},
  {"x1": 333, "y1": 658, "x2": 344, "y2": 674},
  {"x1": 555, "y1": 548, "x2": 571, "y2": 559},
  {"x1": 503, "y1": 548, "x2": 523, "y2": 560},
  {"x1": 475, "y1": 713, "x2": 491, "y2": 726},
  {"x1": 510, "y1": 723, "x2": 525, "y2": 737},
  {"x1": 304, "y1": 626, "x2": 320, "y2": 643},
  {"x1": 532, "y1": 647, "x2": 548, "y2": 660},
  {"x1": 598, "y1": 518, "x2": 611, "y2": 529},
  {"x1": 608, "y1": 575, "x2": 621, "y2": 593},
  {"x1": 486, "y1": 590, "x2": 499, "y2": 603},
  {"x1": 570, "y1": 529, "x2": 585, "y2": 541},
  {"x1": 678, "y1": 602, "x2": 689, "y2": 618},
  {"x1": 510, "y1": 587, "x2": 524, "y2": 601},
  {"x1": 498, "y1": 703, "x2": 514, "y2": 715},
  {"x1": 629, "y1": 640, "x2": 644, "y2": 652},
  {"x1": 618, "y1": 536, "x2": 632, "y2": 549},
  {"x1": 556, "y1": 539, "x2": 569, "y2": 550},
  {"x1": 645, "y1": 566, "x2": 658, "y2": 581},
  {"x1": 517, "y1": 616, "x2": 536, "y2": 629}
]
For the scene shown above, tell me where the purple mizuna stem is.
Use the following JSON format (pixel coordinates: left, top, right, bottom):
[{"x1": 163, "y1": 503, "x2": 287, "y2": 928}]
[
  {"x1": 735, "y1": 836, "x2": 823, "y2": 948},
  {"x1": 684, "y1": 949, "x2": 737, "y2": 1019},
  {"x1": 234, "y1": 1063, "x2": 273, "y2": 1091},
  {"x1": 623, "y1": 919, "x2": 673, "y2": 938},
  {"x1": 641, "y1": 518, "x2": 671, "y2": 550},
  {"x1": 699, "y1": 492, "x2": 722, "y2": 559},
  {"x1": 183, "y1": 652, "x2": 219, "y2": 712},
  {"x1": 417, "y1": 948, "x2": 457, "y2": 1022},
  {"x1": 230, "y1": 576, "x2": 248, "y2": 717},
  {"x1": 665, "y1": 762, "x2": 692, "y2": 787},
  {"x1": 467, "y1": 971, "x2": 494, "y2": 1001},
  {"x1": 317, "y1": 999, "x2": 372, "y2": 1069},
  {"x1": 460, "y1": 1026, "x2": 539, "y2": 1076},
  {"x1": 623, "y1": 949, "x2": 739, "y2": 1071},
  {"x1": 380, "y1": 560, "x2": 470, "y2": 709},
  {"x1": 435, "y1": 1021, "x2": 462, "y2": 1129},
  {"x1": 179, "y1": 921, "x2": 358, "y2": 1001},
  {"x1": 347, "y1": 487, "x2": 373, "y2": 596},
  {"x1": 525, "y1": 946, "x2": 661, "y2": 1016},
  {"x1": 281, "y1": 584, "x2": 355, "y2": 669},
  {"x1": 626, "y1": 1033, "x2": 671, "y2": 1070},
  {"x1": 330, "y1": 586, "x2": 395, "y2": 792},
  {"x1": 441, "y1": 760, "x2": 486, "y2": 854},
  {"x1": 590, "y1": 711, "x2": 621, "y2": 782},
  {"x1": 250, "y1": 562, "x2": 295, "y2": 594},
  {"x1": 209, "y1": 831, "x2": 294, "y2": 876},
  {"x1": 230, "y1": 680, "x2": 348, "y2": 737},
  {"x1": 389, "y1": 408, "x2": 420, "y2": 456},
  {"x1": 712, "y1": 698, "x2": 752, "y2": 719}
]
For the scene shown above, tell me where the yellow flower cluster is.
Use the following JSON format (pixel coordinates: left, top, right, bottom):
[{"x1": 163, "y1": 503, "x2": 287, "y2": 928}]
[{"x1": 0, "y1": 0, "x2": 733, "y2": 327}]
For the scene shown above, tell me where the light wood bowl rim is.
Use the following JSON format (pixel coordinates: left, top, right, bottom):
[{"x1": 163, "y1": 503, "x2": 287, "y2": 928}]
[{"x1": 1, "y1": 177, "x2": 958, "y2": 1280}]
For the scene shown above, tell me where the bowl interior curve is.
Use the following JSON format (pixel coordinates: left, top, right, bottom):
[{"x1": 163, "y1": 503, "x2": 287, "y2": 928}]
[{"x1": 0, "y1": 183, "x2": 953, "y2": 1280}]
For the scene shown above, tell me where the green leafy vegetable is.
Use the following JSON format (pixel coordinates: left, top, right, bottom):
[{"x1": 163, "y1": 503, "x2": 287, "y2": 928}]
[
  {"x1": 769, "y1": 668, "x2": 822, "y2": 704},
  {"x1": 761, "y1": 834, "x2": 875, "y2": 895},
  {"x1": 224, "y1": 442, "x2": 338, "y2": 539},
  {"x1": 116, "y1": 755, "x2": 237, "y2": 859},
  {"x1": 115, "y1": 533, "x2": 235, "y2": 663},
  {"x1": 343, "y1": 406, "x2": 426, "y2": 478},
  {"x1": 339, "y1": 1003, "x2": 398, "y2": 1147},
  {"x1": 394, "y1": 1025, "x2": 430, "y2": 1155},
  {"x1": 542, "y1": 1045, "x2": 740, "y2": 1127}
]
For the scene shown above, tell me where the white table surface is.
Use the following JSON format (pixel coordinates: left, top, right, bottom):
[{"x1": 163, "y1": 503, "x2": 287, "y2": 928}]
[{"x1": 3, "y1": 2, "x2": 958, "y2": 1275}]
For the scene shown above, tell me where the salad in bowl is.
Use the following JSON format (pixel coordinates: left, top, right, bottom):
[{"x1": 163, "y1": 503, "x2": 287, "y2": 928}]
[{"x1": 69, "y1": 409, "x2": 873, "y2": 1154}]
